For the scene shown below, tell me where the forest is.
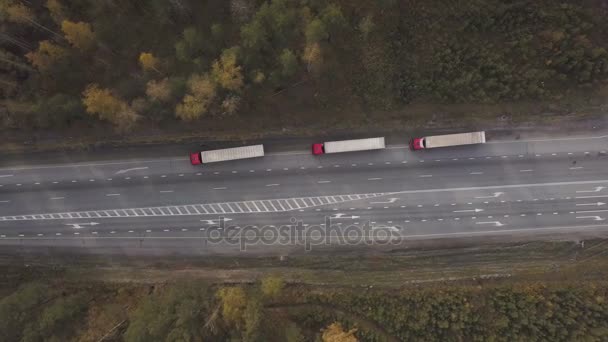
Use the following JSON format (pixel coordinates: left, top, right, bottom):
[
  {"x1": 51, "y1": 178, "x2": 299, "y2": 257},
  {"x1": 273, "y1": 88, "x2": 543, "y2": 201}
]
[
  {"x1": 2, "y1": 276, "x2": 608, "y2": 341},
  {"x1": 2, "y1": 0, "x2": 608, "y2": 135}
]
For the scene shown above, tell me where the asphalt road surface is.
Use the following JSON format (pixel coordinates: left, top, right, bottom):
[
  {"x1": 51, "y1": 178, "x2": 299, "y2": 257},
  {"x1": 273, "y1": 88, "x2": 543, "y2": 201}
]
[{"x1": 1, "y1": 134, "x2": 607, "y2": 256}]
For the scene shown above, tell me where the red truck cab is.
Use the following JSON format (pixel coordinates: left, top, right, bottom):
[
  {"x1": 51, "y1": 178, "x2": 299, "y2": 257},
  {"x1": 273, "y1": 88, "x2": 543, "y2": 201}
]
[
  {"x1": 312, "y1": 143, "x2": 325, "y2": 155},
  {"x1": 190, "y1": 152, "x2": 202, "y2": 165},
  {"x1": 409, "y1": 137, "x2": 425, "y2": 150}
]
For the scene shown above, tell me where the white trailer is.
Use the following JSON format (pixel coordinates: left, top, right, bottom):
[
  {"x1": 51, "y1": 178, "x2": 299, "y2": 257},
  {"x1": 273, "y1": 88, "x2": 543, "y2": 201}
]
[
  {"x1": 314, "y1": 137, "x2": 385, "y2": 154},
  {"x1": 190, "y1": 145, "x2": 264, "y2": 165},
  {"x1": 412, "y1": 132, "x2": 486, "y2": 150}
]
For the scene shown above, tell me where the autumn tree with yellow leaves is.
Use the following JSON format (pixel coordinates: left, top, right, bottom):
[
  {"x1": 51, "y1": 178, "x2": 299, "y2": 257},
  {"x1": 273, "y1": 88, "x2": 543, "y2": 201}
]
[
  {"x1": 61, "y1": 20, "x2": 95, "y2": 51},
  {"x1": 81, "y1": 84, "x2": 138, "y2": 131}
]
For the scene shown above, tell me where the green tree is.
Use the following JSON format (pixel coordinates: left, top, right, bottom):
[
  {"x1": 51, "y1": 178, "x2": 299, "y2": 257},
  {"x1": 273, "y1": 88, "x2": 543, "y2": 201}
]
[
  {"x1": 305, "y1": 18, "x2": 328, "y2": 43},
  {"x1": 242, "y1": 297, "x2": 263, "y2": 342},
  {"x1": 279, "y1": 49, "x2": 297, "y2": 78},
  {"x1": 0, "y1": 283, "x2": 49, "y2": 342},
  {"x1": 61, "y1": 20, "x2": 95, "y2": 51},
  {"x1": 221, "y1": 95, "x2": 241, "y2": 115},
  {"x1": 22, "y1": 293, "x2": 88, "y2": 342},
  {"x1": 217, "y1": 286, "x2": 247, "y2": 327},
  {"x1": 261, "y1": 275, "x2": 285, "y2": 299}
]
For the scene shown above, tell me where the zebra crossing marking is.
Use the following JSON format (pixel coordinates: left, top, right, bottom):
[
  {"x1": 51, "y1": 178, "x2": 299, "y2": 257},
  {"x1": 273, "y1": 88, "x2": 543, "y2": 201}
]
[{"x1": 0, "y1": 192, "x2": 388, "y2": 221}]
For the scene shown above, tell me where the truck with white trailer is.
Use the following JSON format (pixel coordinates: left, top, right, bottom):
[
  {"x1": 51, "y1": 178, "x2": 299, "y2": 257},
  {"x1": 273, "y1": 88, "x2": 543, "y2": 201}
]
[
  {"x1": 190, "y1": 144, "x2": 264, "y2": 165},
  {"x1": 409, "y1": 132, "x2": 486, "y2": 150},
  {"x1": 312, "y1": 137, "x2": 386, "y2": 155}
]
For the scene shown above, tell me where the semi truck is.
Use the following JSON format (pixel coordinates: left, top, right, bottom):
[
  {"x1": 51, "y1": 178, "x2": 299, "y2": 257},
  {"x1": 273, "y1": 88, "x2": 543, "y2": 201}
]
[
  {"x1": 190, "y1": 145, "x2": 264, "y2": 165},
  {"x1": 409, "y1": 131, "x2": 486, "y2": 150},
  {"x1": 312, "y1": 137, "x2": 385, "y2": 155}
]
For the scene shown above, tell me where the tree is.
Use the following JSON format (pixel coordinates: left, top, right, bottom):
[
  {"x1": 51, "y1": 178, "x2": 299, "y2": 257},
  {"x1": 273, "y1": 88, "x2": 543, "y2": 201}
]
[
  {"x1": 212, "y1": 48, "x2": 244, "y2": 91},
  {"x1": 175, "y1": 74, "x2": 217, "y2": 120},
  {"x1": 26, "y1": 40, "x2": 68, "y2": 72},
  {"x1": 46, "y1": 0, "x2": 65, "y2": 24},
  {"x1": 261, "y1": 275, "x2": 285, "y2": 299},
  {"x1": 305, "y1": 18, "x2": 328, "y2": 43},
  {"x1": 322, "y1": 323, "x2": 358, "y2": 342},
  {"x1": 61, "y1": 20, "x2": 95, "y2": 51},
  {"x1": 139, "y1": 52, "x2": 161, "y2": 73},
  {"x1": 358, "y1": 15, "x2": 375, "y2": 39},
  {"x1": 146, "y1": 78, "x2": 172, "y2": 102},
  {"x1": 303, "y1": 42, "x2": 323, "y2": 73},
  {"x1": 82, "y1": 84, "x2": 139, "y2": 130},
  {"x1": 216, "y1": 287, "x2": 247, "y2": 327},
  {"x1": 221, "y1": 95, "x2": 241, "y2": 115},
  {"x1": 242, "y1": 297, "x2": 263, "y2": 342},
  {"x1": 321, "y1": 4, "x2": 347, "y2": 33},
  {"x1": 3, "y1": 1, "x2": 34, "y2": 23},
  {"x1": 279, "y1": 49, "x2": 297, "y2": 78}
]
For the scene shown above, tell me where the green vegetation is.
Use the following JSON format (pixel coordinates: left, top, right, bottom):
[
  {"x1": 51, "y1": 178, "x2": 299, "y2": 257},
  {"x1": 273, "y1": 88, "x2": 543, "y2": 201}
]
[
  {"x1": 2, "y1": 0, "x2": 608, "y2": 136},
  {"x1": 2, "y1": 240, "x2": 608, "y2": 341},
  {"x1": 2, "y1": 274, "x2": 608, "y2": 341}
]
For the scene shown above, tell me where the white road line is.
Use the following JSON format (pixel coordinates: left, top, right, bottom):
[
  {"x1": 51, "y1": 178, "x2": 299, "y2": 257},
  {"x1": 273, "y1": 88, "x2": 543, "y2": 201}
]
[
  {"x1": 266, "y1": 184, "x2": 280, "y2": 187},
  {"x1": 213, "y1": 187, "x2": 227, "y2": 190},
  {"x1": 575, "y1": 209, "x2": 608, "y2": 214},
  {"x1": 575, "y1": 195, "x2": 608, "y2": 199},
  {"x1": 0, "y1": 174, "x2": 14, "y2": 178},
  {"x1": 469, "y1": 172, "x2": 483, "y2": 175},
  {"x1": 0, "y1": 200, "x2": 10, "y2": 203},
  {"x1": 317, "y1": 180, "x2": 331, "y2": 184},
  {"x1": 576, "y1": 187, "x2": 605, "y2": 193},
  {"x1": 368, "y1": 178, "x2": 382, "y2": 181},
  {"x1": 519, "y1": 169, "x2": 533, "y2": 172},
  {"x1": 106, "y1": 194, "x2": 120, "y2": 197},
  {"x1": 419, "y1": 175, "x2": 433, "y2": 178},
  {"x1": 576, "y1": 216, "x2": 605, "y2": 221},
  {"x1": 570, "y1": 167, "x2": 584, "y2": 170},
  {"x1": 50, "y1": 197, "x2": 64, "y2": 200},
  {"x1": 159, "y1": 190, "x2": 174, "y2": 193}
]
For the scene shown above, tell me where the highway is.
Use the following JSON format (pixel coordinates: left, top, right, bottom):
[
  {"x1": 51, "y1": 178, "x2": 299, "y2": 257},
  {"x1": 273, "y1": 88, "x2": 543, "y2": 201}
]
[{"x1": 0, "y1": 134, "x2": 607, "y2": 255}]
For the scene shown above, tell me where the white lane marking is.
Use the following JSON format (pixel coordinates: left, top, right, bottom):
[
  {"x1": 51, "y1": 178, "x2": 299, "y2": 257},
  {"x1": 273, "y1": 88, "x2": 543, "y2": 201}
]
[
  {"x1": 576, "y1": 216, "x2": 605, "y2": 221},
  {"x1": 213, "y1": 187, "x2": 227, "y2": 190},
  {"x1": 570, "y1": 167, "x2": 584, "y2": 170},
  {"x1": 575, "y1": 209, "x2": 608, "y2": 214},
  {"x1": 475, "y1": 192, "x2": 504, "y2": 199},
  {"x1": 469, "y1": 172, "x2": 483, "y2": 175},
  {"x1": 115, "y1": 167, "x2": 149, "y2": 175},
  {"x1": 576, "y1": 202, "x2": 605, "y2": 207},
  {"x1": 66, "y1": 222, "x2": 99, "y2": 229},
  {"x1": 453, "y1": 209, "x2": 484, "y2": 213},
  {"x1": 419, "y1": 175, "x2": 433, "y2": 178},
  {"x1": 159, "y1": 190, "x2": 174, "y2": 193},
  {"x1": 368, "y1": 178, "x2": 382, "y2": 181},
  {"x1": 106, "y1": 193, "x2": 120, "y2": 197},
  {"x1": 161, "y1": 175, "x2": 167, "y2": 177},
  {"x1": 197, "y1": 172, "x2": 203, "y2": 175},
  {"x1": 0, "y1": 200, "x2": 10, "y2": 203},
  {"x1": 576, "y1": 187, "x2": 605, "y2": 193},
  {"x1": 250, "y1": 170, "x2": 255, "y2": 172},
  {"x1": 519, "y1": 169, "x2": 533, "y2": 172},
  {"x1": 370, "y1": 198, "x2": 399, "y2": 204},
  {"x1": 317, "y1": 180, "x2": 331, "y2": 184},
  {"x1": 476, "y1": 221, "x2": 504, "y2": 227},
  {"x1": 0, "y1": 174, "x2": 14, "y2": 178},
  {"x1": 178, "y1": 174, "x2": 184, "y2": 177},
  {"x1": 232, "y1": 171, "x2": 238, "y2": 173},
  {"x1": 16, "y1": 184, "x2": 22, "y2": 186},
  {"x1": 575, "y1": 195, "x2": 608, "y2": 199},
  {"x1": 266, "y1": 184, "x2": 280, "y2": 187},
  {"x1": 50, "y1": 197, "x2": 64, "y2": 200}
]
